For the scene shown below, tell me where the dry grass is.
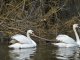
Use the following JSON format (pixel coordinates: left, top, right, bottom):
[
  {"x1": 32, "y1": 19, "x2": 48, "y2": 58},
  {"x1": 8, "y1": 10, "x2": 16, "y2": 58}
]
[{"x1": 0, "y1": 0, "x2": 80, "y2": 41}]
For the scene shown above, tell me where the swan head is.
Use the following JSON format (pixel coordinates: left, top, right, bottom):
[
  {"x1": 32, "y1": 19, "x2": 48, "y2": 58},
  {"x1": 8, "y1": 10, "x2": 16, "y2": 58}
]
[
  {"x1": 73, "y1": 24, "x2": 79, "y2": 28},
  {"x1": 27, "y1": 30, "x2": 34, "y2": 34},
  {"x1": 27, "y1": 30, "x2": 36, "y2": 36}
]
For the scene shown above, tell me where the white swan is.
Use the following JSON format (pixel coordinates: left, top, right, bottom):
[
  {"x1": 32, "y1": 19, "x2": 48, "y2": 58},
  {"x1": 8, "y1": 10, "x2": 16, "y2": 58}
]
[
  {"x1": 9, "y1": 30, "x2": 37, "y2": 49},
  {"x1": 53, "y1": 24, "x2": 80, "y2": 47}
]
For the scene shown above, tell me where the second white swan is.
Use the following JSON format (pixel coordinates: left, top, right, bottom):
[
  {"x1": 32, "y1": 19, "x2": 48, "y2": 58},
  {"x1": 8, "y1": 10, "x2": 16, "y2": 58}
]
[{"x1": 53, "y1": 24, "x2": 80, "y2": 47}]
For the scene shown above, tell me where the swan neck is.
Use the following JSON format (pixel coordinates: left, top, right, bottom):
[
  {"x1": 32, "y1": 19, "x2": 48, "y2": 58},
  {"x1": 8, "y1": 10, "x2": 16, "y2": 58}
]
[
  {"x1": 73, "y1": 27, "x2": 79, "y2": 41},
  {"x1": 27, "y1": 32, "x2": 31, "y2": 39},
  {"x1": 26, "y1": 32, "x2": 36, "y2": 45}
]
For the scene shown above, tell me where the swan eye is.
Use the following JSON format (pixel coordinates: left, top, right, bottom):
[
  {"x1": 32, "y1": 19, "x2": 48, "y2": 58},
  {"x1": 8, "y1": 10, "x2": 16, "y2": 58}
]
[
  {"x1": 32, "y1": 32, "x2": 34, "y2": 34},
  {"x1": 78, "y1": 24, "x2": 80, "y2": 27}
]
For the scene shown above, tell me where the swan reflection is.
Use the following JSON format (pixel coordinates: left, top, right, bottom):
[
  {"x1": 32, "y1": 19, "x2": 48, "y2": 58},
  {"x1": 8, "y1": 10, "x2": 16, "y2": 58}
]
[
  {"x1": 55, "y1": 47, "x2": 80, "y2": 60},
  {"x1": 9, "y1": 48, "x2": 36, "y2": 60}
]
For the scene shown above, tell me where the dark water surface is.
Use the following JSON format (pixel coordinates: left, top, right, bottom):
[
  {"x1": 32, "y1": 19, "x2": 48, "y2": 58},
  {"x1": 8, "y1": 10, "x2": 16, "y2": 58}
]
[{"x1": 0, "y1": 43, "x2": 80, "y2": 60}]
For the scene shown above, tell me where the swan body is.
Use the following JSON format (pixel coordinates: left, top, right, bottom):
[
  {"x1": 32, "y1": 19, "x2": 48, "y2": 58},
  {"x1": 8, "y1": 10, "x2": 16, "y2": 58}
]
[
  {"x1": 11, "y1": 34, "x2": 35, "y2": 44},
  {"x1": 53, "y1": 24, "x2": 80, "y2": 47},
  {"x1": 9, "y1": 43, "x2": 36, "y2": 49},
  {"x1": 9, "y1": 30, "x2": 37, "y2": 49},
  {"x1": 53, "y1": 43, "x2": 78, "y2": 47},
  {"x1": 56, "y1": 34, "x2": 77, "y2": 44}
]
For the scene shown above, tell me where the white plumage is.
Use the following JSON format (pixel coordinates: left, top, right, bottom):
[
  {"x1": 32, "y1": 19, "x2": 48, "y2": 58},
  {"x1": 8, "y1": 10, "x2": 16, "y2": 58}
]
[
  {"x1": 11, "y1": 34, "x2": 33, "y2": 44},
  {"x1": 53, "y1": 43, "x2": 77, "y2": 47},
  {"x1": 53, "y1": 24, "x2": 80, "y2": 47},
  {"x1": 56, "y1": 34, "x2": 76, "y2": 44},
  {"x1": 9, "y1": 43, "x2": 36, "y2": 49},
  {"x1": 9, "y1": 30, "x2": 37, "y2": 49}
]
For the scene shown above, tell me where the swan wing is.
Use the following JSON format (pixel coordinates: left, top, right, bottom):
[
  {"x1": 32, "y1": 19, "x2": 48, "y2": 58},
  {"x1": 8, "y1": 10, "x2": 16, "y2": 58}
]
[
  {"x1": 11, "y1": 34, "x2": 29, "y2": 43},
  {"x1": 56, "y1": 34, "x2": 76, "y2": 44},
  {"x1": 52, "y1": 43, "x2": 77, "y2": 47}
]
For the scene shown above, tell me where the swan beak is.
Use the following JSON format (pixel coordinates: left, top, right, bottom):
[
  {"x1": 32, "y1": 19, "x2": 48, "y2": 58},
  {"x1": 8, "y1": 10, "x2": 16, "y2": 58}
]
[
  {"x1": 78, "y1": 24, "x2": 80, "y2": 28},
  {"x1": 31, "y1": 32, "x2": 37, "y2": 37},
  {"x1": 78, "y1": 26, "x2": 80, "y2": 28}
]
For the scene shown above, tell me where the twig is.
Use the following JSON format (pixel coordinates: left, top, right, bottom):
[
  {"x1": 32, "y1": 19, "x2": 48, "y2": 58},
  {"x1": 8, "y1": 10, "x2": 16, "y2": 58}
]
[
  {"x1": 8, "y1": 27, "x2": 24, "y2": 33},
  {"x1": 33, "y1": 35, "x2": 56, "y2": 42}
]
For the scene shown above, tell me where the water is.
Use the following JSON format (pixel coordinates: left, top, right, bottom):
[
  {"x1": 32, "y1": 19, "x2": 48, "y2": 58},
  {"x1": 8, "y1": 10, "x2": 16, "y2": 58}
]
[{"x1": 0, "y1": 43, "x2": 80, "y2": 60}]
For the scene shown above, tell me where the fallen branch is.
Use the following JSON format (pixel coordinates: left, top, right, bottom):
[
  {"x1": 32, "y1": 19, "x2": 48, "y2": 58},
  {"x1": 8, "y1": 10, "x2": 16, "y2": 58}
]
[{"x1": 33, "y1": 34, "x2": 56, "y2": 43}]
